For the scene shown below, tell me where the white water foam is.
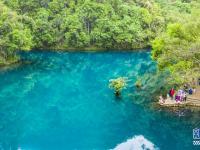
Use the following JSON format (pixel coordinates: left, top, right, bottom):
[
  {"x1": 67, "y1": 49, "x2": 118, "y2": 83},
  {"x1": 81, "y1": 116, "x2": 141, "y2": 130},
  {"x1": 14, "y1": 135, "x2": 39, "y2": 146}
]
[{"x1": 113, "y1": 135, "x2": 159, "y2": 150}]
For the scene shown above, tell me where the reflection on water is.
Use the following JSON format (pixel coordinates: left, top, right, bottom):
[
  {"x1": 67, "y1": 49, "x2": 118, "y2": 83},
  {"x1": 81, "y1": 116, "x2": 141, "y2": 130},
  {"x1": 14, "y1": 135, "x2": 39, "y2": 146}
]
[{"x1": 0, "y1": 50, "x2": 199, "y2": 150}]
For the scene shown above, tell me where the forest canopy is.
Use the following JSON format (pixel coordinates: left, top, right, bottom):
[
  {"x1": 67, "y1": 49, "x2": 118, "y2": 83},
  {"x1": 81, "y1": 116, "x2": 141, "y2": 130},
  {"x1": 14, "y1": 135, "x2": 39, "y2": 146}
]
[
  {"x1": 1, "y1": 0, "x2": 198, "y2": 51},
  {"x1": 151, "y1": 0, "x2": 200, "y2": 85},
  {"x1": 1, "y1": 0, "x2": 165, "y2": 52}
]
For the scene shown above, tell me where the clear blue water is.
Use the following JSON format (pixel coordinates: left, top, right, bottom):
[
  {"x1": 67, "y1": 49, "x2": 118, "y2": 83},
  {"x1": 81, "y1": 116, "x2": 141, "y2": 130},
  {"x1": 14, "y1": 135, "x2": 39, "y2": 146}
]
[{"x1": 0, "y1": 50, "x2": 199, "y2": 150}]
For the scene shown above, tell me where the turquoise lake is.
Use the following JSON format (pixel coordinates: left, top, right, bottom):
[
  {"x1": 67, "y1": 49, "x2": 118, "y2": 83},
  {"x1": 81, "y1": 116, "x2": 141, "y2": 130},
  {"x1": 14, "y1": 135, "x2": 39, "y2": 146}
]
[{"x1": 0, "y1": 50, "x2": 199, "y2": 150}]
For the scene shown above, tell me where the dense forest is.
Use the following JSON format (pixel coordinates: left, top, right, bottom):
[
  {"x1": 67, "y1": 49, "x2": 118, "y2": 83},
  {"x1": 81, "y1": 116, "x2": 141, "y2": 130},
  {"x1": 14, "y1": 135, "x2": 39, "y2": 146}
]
[
  {"x1": 0, "y1": 0, "x2": 165, "y2": 52},
  {"x1": 0, "y1": 0, "x2": 200, "y2": 86},
  {"x1": 151, "y1": 0, "x2": 200, "y2": 86}
]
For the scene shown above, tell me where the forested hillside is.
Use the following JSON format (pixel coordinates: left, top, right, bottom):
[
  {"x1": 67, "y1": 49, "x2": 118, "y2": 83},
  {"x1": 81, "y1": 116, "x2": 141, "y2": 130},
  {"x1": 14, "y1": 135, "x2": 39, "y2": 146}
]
[
  {"x1": 1, "y1": 0, "x2": 165, "y2": 50},
  {"x1": 152, "y1": 0, "x2": 200, "y2": 85},
  {"x1": 0, "y1": 0, "x2": 198, "y2": 51}
]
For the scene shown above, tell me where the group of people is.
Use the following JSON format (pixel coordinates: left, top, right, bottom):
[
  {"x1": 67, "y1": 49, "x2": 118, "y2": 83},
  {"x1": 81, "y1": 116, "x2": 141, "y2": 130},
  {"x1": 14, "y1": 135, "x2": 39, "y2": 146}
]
[
  {"x1": 169, "y1": 88, "x2": 187, "y2": 103},
  {"x1": 159, "y1": 84, "x2": 196, "y2": 104},
  {"x1": 169, "y1": 84, "x2": 196, "y2": 103}
]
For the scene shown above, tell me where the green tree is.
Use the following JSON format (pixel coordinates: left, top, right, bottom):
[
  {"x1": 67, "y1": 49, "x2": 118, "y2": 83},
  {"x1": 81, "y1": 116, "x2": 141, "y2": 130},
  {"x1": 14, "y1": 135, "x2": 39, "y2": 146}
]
[{"x1": 0, "y1": 1, "x2": 33, "y2": 64}]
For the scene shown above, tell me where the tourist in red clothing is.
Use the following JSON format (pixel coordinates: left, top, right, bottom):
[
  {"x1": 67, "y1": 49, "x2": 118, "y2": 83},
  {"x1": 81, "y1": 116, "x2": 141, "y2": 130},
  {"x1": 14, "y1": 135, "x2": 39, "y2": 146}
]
[{"x1": 169, "y1": 88, "x2": 175, "y2": 99}]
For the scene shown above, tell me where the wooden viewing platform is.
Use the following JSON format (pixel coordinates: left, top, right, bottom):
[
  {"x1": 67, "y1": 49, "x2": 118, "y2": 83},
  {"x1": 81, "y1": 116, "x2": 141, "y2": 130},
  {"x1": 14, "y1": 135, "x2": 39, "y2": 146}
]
[{"x1": 159, "y1": 87, "x2": 200, "y2": 107}]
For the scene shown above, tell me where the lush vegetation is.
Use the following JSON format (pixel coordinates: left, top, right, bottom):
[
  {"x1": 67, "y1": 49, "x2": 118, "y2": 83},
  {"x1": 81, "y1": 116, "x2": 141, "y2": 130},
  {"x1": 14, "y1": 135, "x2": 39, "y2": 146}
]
[
  {"x1": 109, "y1": 77, "x2": 127, "y2": 97},
  {"x1": 0, "y1": 1, "x2": 32, "y2": 65},
  {"x1": 151, "y1": 0, "x2": 200, "y2": 87},
  {"x1": 0, "y1": 0, "x2": 165, "y2": 64},
  {"x1": 0, "y1": 0, "x2": 199, "y2": 89},
  {"x1": 2, "y1": 0, "x2": 165, "y2": 50}
]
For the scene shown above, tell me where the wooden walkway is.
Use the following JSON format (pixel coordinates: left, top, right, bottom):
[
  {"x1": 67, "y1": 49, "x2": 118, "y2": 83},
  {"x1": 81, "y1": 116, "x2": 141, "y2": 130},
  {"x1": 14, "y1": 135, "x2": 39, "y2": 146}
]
[{"x1": 159, "y1": 87, "x2": 200, "y2": 107}]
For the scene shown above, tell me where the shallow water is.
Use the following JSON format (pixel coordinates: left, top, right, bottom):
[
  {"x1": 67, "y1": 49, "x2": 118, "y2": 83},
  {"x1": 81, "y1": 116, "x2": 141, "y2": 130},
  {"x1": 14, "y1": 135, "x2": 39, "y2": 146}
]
[{"x1": 0, "y1": 50, "x2": 199, "y2": 150}]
